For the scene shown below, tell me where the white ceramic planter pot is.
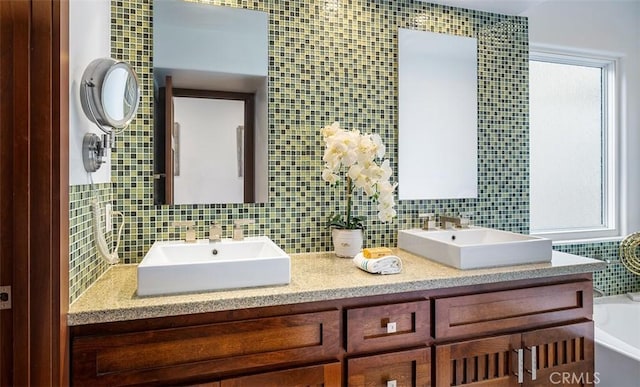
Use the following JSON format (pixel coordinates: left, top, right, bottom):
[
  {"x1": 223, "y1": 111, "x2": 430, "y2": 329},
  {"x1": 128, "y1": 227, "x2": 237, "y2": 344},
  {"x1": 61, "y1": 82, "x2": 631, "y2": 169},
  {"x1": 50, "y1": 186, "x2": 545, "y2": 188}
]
[{"x1": 331, "y1": 228, "x2": 363, "y2": 258}]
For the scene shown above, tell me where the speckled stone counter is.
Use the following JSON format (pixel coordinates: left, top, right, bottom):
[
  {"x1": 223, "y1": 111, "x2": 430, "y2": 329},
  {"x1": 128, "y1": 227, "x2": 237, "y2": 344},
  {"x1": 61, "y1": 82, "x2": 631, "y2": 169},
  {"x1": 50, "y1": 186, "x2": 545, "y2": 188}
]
[{"x1": 68, "y1": 249, "x2": 604, "y2": 326}]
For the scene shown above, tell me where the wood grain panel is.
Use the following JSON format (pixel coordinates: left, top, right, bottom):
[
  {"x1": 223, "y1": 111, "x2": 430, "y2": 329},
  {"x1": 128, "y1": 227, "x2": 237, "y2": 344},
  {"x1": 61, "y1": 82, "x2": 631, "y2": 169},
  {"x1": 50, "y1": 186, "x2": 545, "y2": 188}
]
[
  {"x1": 523, "y1": 321, "x2": 594, "y2": 387},
  {"x1": 72, "y1": 310, "x2": 340, "y2": 386},
  {"x1": 435, "y1": 334, "x2": 519, "y2": 387},
  {"x1": 0, "y1": 1, "x2": 68, "y2": 385},
  {"x1": 347, "y1": 347, "x2": 431, "y2": 387},
  {"x1": 346, "y1": 300, "x2": 430, "y2": 353},
  {"x1": 221, "y1": 362, "x2": 341, "y2": 387},
  {"x1": 435, "y1": 281, "x2": 592, "y2": 340}
]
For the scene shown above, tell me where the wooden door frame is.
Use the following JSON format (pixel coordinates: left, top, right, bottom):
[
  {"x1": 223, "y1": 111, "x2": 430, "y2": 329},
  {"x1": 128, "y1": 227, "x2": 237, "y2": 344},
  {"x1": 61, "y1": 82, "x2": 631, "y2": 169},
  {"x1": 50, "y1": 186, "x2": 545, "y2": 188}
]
[
  {"x1": 167, "y1": 88, "x2": 256, "y2": 203},
  {"x1": 0, "y1": 0, "x2": 69, "y2": 385}
]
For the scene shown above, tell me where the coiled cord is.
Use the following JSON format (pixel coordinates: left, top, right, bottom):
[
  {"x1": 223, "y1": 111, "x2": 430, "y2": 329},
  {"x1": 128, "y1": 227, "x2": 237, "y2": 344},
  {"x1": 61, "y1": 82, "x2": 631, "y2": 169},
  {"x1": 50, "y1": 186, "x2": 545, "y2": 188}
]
[{"x1": 91, "y1": 199, "x2": 125, "y2": 264}]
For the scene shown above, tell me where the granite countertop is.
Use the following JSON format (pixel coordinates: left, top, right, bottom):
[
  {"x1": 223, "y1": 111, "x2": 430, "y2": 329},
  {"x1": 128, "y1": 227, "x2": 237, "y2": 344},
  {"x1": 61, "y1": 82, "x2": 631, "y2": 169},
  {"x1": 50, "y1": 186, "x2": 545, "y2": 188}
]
[{"x1": 68, "y1": 249, "x2": 605, "y2": 326}]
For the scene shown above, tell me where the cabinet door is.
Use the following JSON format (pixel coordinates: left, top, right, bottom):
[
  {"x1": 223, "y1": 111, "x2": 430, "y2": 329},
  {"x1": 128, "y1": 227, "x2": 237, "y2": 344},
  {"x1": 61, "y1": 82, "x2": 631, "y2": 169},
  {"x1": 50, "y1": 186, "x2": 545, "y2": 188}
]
[
  {"x1": 522, "y1": 321, "x2": 594, "y2": 387},
  {"x1": 347, "y1": 347, "x2": 431, "y2": 387},
  {"x1": 220, "y1": 362, "x2": 341, "y2": 387},
  {"x1": 435, "y1": 334, "x2": 520, "y2": 387}
]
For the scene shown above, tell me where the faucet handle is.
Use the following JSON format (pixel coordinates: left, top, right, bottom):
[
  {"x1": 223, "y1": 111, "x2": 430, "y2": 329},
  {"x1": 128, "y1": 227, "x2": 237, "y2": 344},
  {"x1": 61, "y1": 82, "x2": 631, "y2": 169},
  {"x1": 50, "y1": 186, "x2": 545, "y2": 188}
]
[
  {"x1": 209, "y1": 222, "x2": 222, "y2": 242},
  {"x1": 458, "y1": 212, "x2": 473, "y2": 228},
  {"x1": 232, "y1": 219, "x2": 255, "y2": 241},
  {"x1": 172, "y1": 220, "x2": 195, "y2": 229},
  {"x1": 172, "y1": 221, "x2": 196, "y2": 242},
  {"x1": 418, "y1": 213, "x2": 437, "y2": 230}
]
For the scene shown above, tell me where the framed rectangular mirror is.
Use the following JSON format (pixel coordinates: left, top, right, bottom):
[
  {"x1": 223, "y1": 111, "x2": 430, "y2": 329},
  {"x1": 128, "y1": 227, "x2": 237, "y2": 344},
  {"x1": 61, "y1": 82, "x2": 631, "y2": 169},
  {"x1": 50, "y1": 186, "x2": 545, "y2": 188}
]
[
  {"x1": 398, "y1": 28, "x2": 478, "y2": 200},
  {"x1": 152, "y1": 0, "x2": 268, "y2": 205}
]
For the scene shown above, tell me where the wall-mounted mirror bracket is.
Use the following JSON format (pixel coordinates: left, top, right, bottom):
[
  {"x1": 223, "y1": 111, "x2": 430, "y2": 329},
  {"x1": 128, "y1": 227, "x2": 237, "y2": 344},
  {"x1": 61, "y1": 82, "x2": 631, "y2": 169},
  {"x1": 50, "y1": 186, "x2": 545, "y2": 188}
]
[{"x1": 82, "y1": 133, "x2": 109, "y2": 173}]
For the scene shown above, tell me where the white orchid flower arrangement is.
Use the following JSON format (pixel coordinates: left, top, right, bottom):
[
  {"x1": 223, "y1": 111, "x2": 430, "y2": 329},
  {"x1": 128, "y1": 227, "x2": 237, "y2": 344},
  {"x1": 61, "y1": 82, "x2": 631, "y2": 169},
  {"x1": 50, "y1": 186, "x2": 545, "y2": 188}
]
[{"x1": 321, "y1": 121, "x2": 398, "y2": 229}]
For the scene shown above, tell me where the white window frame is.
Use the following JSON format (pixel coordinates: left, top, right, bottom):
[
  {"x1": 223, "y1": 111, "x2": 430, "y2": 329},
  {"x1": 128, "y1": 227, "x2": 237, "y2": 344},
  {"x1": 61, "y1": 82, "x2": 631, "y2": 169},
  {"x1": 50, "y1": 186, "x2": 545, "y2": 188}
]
[{"x1": 529, "y1": 47, "x2": 619, "y2": 242}]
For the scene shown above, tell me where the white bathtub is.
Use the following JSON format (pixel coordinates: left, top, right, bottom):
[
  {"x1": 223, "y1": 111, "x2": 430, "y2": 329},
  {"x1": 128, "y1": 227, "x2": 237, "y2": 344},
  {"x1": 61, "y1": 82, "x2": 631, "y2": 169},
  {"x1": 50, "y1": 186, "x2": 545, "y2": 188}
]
[{"x1": 593, "y1": 295, "x2": 640, "y2": 386}]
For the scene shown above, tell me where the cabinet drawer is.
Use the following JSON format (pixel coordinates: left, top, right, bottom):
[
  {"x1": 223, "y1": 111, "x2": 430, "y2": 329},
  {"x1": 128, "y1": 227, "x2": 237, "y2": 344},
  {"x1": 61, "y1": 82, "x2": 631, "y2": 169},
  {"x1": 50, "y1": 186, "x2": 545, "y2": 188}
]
[
  {"x1": 347, "y1": 347, "x2": 431, "y2": 387},
  {"x1": 434, "y1": 281, "x2": 592, "y2": 340},
  {"x1": 72, "y1": 310, "x2": 340, "y2": 386},
  {"x1": 221, "y1": 361, "x2": 341, "y2": 387},
  {"x1": 346, "y1": 300, "x2": 430, "y2": 353}
]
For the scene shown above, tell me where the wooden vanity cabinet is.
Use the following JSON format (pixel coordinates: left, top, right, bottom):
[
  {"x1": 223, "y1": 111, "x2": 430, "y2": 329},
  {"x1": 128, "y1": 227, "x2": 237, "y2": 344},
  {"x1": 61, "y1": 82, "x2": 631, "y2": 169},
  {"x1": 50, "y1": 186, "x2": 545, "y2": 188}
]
[{"x1": 70, "y1": 274, "x2": 595, "y2": 386}]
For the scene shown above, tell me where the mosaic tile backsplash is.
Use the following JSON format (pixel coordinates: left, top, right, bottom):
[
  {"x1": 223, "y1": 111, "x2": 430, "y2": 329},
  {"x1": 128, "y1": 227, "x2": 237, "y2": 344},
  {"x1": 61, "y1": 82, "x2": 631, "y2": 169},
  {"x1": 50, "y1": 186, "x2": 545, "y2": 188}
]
[
  {"x1": 69, "y1": 183, "x2": 113, "y2": 301},
  {"x1": 555, "y1": 242, "x2": 640, "y2": 297},
  {"x1": 68, "y1": 0, "x2": 638, "y2": 303}
]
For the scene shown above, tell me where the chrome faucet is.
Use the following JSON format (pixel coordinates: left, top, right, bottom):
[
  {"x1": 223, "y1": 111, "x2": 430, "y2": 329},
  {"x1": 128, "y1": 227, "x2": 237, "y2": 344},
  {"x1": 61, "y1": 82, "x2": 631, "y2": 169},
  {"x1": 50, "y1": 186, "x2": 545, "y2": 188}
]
[
  {"x1": 172, "y1": 221, "x2": 196, "y2": 243},
  {"x1": 232, "y1": 219, "x2": 255, "y2": 241},
  {"x1": 440, "y1": 215, "x2": 459, "y2": 229},
  {"x1": 440, "y1": 213, "x2": 472, "y2": 229},
  {"x1": 209, "y1": 222, "x2": 222, "y2": 242},
  {"x1": 418, "y1": 213, "x2": 437, "y2": 230}
]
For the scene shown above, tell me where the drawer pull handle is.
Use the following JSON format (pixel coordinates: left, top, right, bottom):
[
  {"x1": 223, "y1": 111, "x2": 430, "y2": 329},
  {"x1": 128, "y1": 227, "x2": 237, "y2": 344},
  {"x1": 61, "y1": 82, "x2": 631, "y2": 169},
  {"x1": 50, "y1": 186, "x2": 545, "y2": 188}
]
[
  {"x1": 514, "y1": 348, "x2": 524, "y2": 383},
  {"x1": 386, "y1": 321, "x2": 397, "y2": 333},
  {"x1": 386, "y1": 380, "x2": 397, "y2": 387},
  {"x1": 526, "y1": 345, "x2": 537, "y2": 381}
]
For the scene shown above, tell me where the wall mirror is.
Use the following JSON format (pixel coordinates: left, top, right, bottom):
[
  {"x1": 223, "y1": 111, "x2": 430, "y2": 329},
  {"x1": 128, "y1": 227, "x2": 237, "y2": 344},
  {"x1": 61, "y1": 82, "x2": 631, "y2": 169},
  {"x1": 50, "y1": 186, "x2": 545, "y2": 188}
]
[
  {"x1": 80, "y1": 57, "x2": 140, "y2": 172},
  {"x1": 153, "y1": 0, "x2": 268, "y2": 205},
  {"x1": 398, "y1": 28, "x2": 478, "y2": 200},
  {"x1": 81, "y1": 57, "x2": 140, "y2": 130}
]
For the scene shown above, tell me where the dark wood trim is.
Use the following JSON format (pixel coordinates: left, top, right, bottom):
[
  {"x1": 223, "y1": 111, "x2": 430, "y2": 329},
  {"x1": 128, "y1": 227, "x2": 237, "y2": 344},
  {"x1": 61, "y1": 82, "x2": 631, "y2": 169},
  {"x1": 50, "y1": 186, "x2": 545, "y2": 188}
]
[
  {"x1": 165, "y1": 76, "x2": 174, "y2": 204},
  {"x1": 55, "y1": 0, "x2": 70, "y2": 385},
  {"x1": 11, "y1": 1, "x2": 32, "y2": 384},
  {"x1": 0, "y1": 0, "x2": 67, "y2": 384},
  {"x1": 172, "y1": 89, "x2": 253, "y2": 101},
  {"x1": 243, "y1": 94, "x2": 255, "y2": 203},
  {"x1": 161, "y1": 87, "x2": 256, "y2": 204},
  {"x1": 31, "y1": 2, "x2": 56, "y2": 383},
  {"x1": 0, "y1": 1, "x2": 17, "y2": 384}
]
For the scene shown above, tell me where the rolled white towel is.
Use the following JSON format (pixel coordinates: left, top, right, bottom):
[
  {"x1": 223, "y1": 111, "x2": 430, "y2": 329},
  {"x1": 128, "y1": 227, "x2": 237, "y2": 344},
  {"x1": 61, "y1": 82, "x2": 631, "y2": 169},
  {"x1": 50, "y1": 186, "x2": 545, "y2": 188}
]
[{"x1": 353, "y1": 252, "x2": 402, "y2": 275}]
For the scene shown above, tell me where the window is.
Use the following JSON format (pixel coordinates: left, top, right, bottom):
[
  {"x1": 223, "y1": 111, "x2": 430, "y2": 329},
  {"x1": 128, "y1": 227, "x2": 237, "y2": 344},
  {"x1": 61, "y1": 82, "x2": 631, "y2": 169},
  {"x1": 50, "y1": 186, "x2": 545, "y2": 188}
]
[{"x1": 529, "y1": 49, "x2": 617, "y2": 241}]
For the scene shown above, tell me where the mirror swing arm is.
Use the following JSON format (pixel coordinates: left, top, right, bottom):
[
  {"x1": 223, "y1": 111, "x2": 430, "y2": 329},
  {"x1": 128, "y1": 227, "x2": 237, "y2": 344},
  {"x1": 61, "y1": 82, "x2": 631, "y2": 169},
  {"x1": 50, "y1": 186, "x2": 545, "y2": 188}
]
[{"x1": 81, "y1": 82, "x2": 112, "y2": 173}]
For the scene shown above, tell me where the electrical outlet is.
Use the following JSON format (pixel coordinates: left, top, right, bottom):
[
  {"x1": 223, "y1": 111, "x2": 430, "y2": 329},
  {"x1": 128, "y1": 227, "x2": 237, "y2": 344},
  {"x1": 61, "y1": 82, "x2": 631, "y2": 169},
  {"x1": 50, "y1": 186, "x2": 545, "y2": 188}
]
[{"x1": 105, "y1": 203, "x2": 112, "y2": 232}]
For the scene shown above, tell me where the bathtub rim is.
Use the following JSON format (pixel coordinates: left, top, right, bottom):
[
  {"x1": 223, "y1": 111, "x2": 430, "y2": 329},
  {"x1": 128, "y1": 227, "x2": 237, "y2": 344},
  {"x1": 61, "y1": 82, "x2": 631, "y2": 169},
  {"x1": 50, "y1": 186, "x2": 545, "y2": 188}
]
[{"x1": 594, "y1": 294, "x2": 640, "y2": 362}]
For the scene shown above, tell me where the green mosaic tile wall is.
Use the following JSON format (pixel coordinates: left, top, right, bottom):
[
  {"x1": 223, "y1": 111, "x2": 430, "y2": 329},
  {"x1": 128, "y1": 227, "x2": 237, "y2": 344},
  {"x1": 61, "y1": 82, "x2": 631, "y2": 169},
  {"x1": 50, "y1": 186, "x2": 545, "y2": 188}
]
[
  {"x1": 67, "y1": 0, "x2": 639, "y2": 303},
  {"x1": 110, "y1": 0, "x2": 530, "y2": 263},
  {"x1": 69, "y1": 183, "x2": 113, "y2": 302},
  {"x1": 555, "y1": 242, "x2": 640, "y2": 297}
]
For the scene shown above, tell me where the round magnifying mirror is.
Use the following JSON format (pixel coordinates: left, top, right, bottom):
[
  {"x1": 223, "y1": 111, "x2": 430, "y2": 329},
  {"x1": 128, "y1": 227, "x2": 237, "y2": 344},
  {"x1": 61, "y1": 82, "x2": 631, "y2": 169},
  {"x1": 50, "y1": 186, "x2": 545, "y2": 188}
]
[{"x1": 80, "y1": 58, "x2": 140, "y2": 130}]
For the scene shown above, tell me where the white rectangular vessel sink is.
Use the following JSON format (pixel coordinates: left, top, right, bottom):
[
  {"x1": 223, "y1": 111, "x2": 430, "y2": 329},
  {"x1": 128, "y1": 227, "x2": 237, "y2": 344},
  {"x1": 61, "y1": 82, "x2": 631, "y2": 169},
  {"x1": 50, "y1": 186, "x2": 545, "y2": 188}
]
[
  {"x1": 398, "y1": 227, "x2": 551, "y2": 269},
  {"x1": 137, "y1": 236, "x2": 291, "y2": 296}
]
